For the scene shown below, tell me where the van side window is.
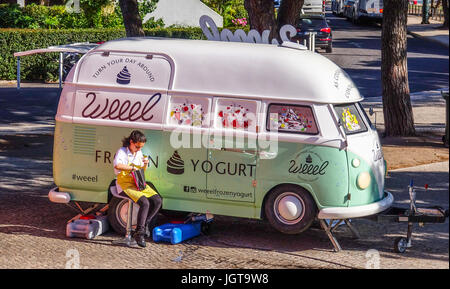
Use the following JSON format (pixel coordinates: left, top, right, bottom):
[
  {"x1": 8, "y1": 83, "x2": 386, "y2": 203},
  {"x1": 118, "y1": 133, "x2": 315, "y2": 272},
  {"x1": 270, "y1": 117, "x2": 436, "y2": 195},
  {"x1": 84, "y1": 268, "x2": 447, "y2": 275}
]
[
  {"x1": 334, "y1": 103, "x2": 368, "y2": 134},
  {"x1": 168, "y1": 96, "x2": 208, "y2": 127},
  {"x1": 267, "y1": 104, "x2": 319, "y2": 134},
  {"x1": 215, "y1": 98, "x2": 258, "y2": 131}
]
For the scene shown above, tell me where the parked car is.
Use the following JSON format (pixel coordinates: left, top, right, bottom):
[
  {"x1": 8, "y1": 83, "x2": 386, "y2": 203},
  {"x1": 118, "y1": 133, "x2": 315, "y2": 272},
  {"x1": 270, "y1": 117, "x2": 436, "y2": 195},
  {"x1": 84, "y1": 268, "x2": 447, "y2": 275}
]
[
  {"x1": 344, "y1": 0, "x2": 383, "y2": 24},
  {"x1": 331, "y1": 0, "x2": 346, "y2": 16},
  {"x1": 291, "y1": 15, "x2": 333, "y2": 53},
  {"x1": 302, "y1": 0, "x2": 326, "y2": 15},
  {"x1": 343, "y1": 0, "x2": 356, "y2": 19}
]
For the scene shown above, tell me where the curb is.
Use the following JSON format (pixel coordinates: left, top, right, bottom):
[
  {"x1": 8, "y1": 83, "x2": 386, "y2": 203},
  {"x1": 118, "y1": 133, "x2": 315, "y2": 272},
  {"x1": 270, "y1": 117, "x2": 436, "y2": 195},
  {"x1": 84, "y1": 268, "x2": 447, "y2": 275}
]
[{"x1": 407, "y1": 29, "x2": 450, "y2": 48}]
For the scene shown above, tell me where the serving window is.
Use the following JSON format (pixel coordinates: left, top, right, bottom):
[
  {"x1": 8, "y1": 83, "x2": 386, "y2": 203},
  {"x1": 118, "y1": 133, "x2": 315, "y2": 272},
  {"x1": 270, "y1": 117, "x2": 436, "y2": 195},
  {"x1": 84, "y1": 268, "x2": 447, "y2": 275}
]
[
  {"x1": 214, "y1": 98, "x2": 259, "y2": 131},
  {"x1": 168, "y1": 96, "x2": 209, "y2": 127},
  {"x1": 267, "y1": 104, "x2": 319, "y2": 134}
]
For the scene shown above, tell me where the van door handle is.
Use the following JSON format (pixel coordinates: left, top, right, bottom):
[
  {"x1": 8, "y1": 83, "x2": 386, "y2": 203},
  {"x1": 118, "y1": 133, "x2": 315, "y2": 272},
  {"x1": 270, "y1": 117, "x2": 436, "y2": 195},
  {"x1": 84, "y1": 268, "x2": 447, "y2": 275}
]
[
  {"x1": 258, "y1": 151, "x2": 277, "y2": 159},
  {"x1": 212, "y1": 147, "x2": 257, "y2": 155}
]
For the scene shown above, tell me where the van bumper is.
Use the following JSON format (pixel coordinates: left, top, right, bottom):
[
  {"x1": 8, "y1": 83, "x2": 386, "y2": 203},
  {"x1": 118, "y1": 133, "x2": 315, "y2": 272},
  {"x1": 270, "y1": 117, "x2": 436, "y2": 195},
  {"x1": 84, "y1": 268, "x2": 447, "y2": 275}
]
[
  {"x1": 317, "y1": 191, "x2": 394, "y2": 220},
  {"x1": 48, "y1": 187, "x2": 71, "y2": 204}
]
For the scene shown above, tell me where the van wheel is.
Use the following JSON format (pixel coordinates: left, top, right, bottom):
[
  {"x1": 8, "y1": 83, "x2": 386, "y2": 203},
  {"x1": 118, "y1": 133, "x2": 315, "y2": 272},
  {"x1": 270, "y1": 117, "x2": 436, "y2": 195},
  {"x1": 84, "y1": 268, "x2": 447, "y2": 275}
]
[
  {"x1": 107, "y1": 196, "x2": 139, "y2": 235},
  {"x1": 264, "y1": 185, "x2": 317, "y2": 234},
  {"x1": 326, "y1": 44, "x2": 333, "y2": 53}
]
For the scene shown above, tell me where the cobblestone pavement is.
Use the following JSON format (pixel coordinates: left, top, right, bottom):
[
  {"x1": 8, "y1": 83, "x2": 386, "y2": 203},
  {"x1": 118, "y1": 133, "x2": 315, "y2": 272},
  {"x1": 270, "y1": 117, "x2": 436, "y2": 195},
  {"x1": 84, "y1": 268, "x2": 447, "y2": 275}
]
[{"x1": 0, "y1": 135, "x2": 448, "y2": 269}]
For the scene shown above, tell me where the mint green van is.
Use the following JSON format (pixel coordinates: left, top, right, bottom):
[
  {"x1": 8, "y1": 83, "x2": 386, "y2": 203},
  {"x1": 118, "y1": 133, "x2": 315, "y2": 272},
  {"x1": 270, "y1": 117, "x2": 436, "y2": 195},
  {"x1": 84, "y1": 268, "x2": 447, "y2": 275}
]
[{"x1": 49, "y1": 38, "x2": 393, "y2": 235}]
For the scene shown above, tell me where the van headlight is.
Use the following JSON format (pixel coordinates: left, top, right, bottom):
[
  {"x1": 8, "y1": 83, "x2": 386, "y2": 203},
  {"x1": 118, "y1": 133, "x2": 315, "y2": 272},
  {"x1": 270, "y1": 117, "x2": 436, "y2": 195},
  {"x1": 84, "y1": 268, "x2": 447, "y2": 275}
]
[{"x1": 357, "y1": 172, "x2": 371, "y2": 190}]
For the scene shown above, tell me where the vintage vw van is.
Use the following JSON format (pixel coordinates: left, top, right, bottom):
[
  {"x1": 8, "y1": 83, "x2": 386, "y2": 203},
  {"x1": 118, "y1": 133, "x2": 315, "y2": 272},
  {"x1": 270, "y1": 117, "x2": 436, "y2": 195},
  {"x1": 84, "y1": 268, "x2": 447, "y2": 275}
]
[{"x1": 49, "y1": 38, "x2": 393, "y2": 235}]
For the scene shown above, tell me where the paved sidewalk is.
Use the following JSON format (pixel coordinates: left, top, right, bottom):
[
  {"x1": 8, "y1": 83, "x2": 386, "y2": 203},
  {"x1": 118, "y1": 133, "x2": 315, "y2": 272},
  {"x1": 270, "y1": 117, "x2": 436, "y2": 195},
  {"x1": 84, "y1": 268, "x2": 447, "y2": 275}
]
[
  {"x1": 407, "y1": 14, "x2": 449, "y2": 48},
  {"x1": 362, "y1": 88, "x2": 448, "y2": 134}
]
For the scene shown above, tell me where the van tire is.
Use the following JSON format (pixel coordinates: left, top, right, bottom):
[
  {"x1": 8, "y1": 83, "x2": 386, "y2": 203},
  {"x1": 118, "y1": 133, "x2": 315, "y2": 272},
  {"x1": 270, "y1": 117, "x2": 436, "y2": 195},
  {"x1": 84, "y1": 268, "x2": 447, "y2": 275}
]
[
  {"x1": 108, "y1": 196, "x2": 135, "y2": 236},
  {"x1": 107, "y1": 181, "x2": 161, "y2": 235},
  {"x1": 264, "y1": 185, "x2": 317, "y2": 234}
]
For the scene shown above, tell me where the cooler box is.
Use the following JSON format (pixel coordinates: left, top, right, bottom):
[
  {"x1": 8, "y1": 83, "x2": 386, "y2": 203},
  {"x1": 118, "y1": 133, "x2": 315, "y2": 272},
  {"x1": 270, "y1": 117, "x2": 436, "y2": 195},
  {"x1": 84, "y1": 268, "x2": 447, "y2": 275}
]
[
  {"x1": 66, "y1": 215, "x2": 109, "y2": 239},
  {"x1": 152, "y1": 222, "x2": 202, "y2": 244}
]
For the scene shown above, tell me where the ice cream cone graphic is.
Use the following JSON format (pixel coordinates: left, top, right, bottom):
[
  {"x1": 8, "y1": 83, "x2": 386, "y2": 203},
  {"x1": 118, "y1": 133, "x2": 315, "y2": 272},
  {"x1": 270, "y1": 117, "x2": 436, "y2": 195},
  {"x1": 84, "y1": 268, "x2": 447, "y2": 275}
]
[
  {"x1": 167, "y1": 151, "x2": 184, "y2": 175},
  {"x1": 116, "y1": 66, "x2": 131, "y2": 85}
]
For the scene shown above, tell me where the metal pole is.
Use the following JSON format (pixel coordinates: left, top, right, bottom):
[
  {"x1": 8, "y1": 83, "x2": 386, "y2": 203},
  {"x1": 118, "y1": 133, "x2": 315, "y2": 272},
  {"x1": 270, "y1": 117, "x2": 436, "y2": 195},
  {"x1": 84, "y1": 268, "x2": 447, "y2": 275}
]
[
  {"x1": 312, "y1": 32, "x2": 316, "y2": 52},
  {"x1": 59, "y1": 52, "x2": 63, "y2": 89},
  {"x1": 422, "y1": 0, "x2": 431, "y2": 24},
  {"x1": 17, "y1": 56, "x2": 21, "y2": 90}
]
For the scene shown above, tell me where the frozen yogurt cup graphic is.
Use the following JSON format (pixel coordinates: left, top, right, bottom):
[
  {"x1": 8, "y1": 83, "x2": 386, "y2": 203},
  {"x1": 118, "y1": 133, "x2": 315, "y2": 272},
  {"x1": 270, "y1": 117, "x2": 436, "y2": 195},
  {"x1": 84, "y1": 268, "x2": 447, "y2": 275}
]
[
  {"x1": 116, "y1": 66, "x2": 131, "y2": 84},
  {"x1": 167, "y1": 151, "x2": 184, "y2": 175}
]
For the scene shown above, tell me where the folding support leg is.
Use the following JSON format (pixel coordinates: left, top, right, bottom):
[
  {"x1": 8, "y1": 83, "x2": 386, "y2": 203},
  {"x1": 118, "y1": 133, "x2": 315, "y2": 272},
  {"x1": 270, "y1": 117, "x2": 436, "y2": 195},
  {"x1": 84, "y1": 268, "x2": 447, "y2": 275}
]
[
  {"x1": 112, "y1": 199, "x2": 138, "y2": 247},
  {"x1": 344, "y1": 219, "x2": 360, "y2": 239},
  {"x1": 319, "y1": 219, "x2": 342, "y2": 252},
  {"x1": 406, "y1": 222, "x2": 413, "y2": 248}
]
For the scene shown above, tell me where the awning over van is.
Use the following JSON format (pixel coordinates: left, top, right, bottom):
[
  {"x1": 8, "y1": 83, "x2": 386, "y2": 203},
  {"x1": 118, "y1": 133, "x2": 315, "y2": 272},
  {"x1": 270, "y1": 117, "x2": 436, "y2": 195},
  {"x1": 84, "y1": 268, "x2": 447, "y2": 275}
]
[{"x1": 13, "y1": 42, "x2": 99, "y2": 89}]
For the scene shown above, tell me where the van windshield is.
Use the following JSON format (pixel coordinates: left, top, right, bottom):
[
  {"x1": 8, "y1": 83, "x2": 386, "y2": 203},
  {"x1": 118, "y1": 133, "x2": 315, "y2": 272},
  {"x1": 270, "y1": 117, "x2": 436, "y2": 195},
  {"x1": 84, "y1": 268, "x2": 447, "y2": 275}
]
[{"x1": 334, "y1": 103, "x2": 368, "y2": 135}]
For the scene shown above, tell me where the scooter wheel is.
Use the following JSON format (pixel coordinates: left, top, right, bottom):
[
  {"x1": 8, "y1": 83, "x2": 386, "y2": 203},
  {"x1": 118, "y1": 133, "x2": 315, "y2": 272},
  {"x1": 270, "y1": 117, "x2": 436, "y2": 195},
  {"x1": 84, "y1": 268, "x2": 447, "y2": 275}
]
[{"x1": 394, "y1": 237, "x2": 408, "y2": 253}]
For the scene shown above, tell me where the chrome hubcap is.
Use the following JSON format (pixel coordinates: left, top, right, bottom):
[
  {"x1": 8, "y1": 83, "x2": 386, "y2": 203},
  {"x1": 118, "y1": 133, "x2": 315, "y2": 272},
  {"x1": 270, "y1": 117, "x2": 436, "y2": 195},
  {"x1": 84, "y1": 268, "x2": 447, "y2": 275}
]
[{"x1": 274, "y1": 192, "x2": 305, "y2": 225}]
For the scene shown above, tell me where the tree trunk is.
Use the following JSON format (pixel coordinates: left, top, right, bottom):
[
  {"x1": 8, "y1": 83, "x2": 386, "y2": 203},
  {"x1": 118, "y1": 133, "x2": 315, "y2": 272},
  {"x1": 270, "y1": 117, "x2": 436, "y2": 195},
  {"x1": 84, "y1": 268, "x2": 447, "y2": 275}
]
[
  {"x1": 276, "y1": 0, "x2": 304, "y2": 41},
  {"x1": 277, "y1": 0, "x2": 304, "y2": 27},
  {"x1": 443, "y1": 0, "x2": 449, "y2": 28},
  {"x1": 244, "y1": 0, "x2": 277, "y2": 40},
  {"x1": 118, "y1": 0, "x2": 145, "y2": 37},
  {"x1": 381, "y1": 0, "x2": 415, "y2": 136}
]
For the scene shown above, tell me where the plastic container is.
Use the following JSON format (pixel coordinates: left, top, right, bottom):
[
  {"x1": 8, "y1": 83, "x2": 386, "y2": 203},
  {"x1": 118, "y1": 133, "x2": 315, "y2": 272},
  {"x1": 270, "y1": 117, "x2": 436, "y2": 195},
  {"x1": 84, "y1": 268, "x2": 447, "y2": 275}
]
[
  {"x1": 152, "y1": 222, "x2": 202, "y2": 244},
  {"x1": 66, "y1": 215, "x2": 109, "y2": 239}
]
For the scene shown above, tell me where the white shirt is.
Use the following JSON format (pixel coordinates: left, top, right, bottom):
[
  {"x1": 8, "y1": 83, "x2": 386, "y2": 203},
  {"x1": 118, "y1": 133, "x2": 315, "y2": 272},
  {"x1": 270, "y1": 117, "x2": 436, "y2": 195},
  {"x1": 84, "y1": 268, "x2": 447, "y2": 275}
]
[{"x1": 113, "y1": 146, "x2": 144, "y2": 176}]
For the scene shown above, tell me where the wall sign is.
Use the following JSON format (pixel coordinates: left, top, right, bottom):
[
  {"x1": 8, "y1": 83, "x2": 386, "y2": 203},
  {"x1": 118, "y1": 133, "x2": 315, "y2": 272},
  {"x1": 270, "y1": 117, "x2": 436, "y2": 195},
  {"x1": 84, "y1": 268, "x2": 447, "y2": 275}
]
[{"x1": 199, "y1": 15, "x2": 297, "y2": 45}]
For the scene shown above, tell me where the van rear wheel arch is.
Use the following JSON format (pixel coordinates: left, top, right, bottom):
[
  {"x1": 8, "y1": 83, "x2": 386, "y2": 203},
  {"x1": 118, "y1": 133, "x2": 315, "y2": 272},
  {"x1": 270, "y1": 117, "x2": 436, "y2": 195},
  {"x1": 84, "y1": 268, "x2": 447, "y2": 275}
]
[{"x1": 262, "y1": 184, "x2": 318, "y2": 235}]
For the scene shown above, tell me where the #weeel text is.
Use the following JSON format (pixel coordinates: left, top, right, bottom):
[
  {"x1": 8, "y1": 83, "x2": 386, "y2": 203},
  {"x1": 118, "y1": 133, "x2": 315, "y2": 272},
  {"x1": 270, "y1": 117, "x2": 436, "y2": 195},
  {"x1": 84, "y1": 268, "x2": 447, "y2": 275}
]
[{"x1": 181, "y1": 273, "x2": 269, "y2": 286}]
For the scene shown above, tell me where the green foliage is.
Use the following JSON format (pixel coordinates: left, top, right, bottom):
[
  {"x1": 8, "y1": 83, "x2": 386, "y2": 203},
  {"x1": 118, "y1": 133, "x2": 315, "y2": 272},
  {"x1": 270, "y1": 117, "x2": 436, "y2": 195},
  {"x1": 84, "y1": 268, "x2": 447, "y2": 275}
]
[
  {"x1": 79, "y1": 0, "x2": 112, "y2": 28},
  {"x1": 139, "y1": 0, "x2": 164, "y2": 28},
  {"x1": 0, "y1": 27, "x2": 205, "y2": 81},
  {"x1": 201, "y1": 0, "x2": 248, "y2": 27},
  {"x1": 0, "y1": 1, "x2": 161, "y2": 29}
]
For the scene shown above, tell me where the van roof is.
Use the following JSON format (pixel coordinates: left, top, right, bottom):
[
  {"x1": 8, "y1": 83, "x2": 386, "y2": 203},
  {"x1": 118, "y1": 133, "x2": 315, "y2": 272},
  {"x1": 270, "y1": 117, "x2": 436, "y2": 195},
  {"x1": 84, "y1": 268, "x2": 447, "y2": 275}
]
[{"x1": 74, "y1": 37, "x2": 362, "y2": 103}]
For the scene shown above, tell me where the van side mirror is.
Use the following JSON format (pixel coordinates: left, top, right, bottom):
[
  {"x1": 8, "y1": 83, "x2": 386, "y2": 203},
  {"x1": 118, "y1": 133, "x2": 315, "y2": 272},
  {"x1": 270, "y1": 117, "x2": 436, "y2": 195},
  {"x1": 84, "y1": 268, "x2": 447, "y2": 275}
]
[{"x1": 369, "y1": 107, "x2": 374, "y2": 116}]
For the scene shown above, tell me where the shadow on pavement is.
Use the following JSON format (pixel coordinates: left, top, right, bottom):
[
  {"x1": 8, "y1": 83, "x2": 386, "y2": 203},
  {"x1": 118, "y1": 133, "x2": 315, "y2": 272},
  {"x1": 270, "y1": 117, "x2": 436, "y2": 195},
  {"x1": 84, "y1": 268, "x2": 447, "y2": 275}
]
[{"x1": 0, "y1": 87, "x2": 61, "y2": 127}]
